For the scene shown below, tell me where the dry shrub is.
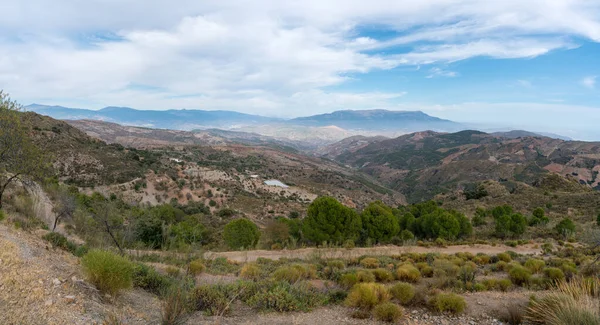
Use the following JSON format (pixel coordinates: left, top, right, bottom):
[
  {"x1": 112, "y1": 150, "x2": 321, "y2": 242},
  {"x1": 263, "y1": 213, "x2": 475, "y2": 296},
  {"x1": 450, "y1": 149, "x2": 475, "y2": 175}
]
[
  {"x1": 389, "y1": 282, "x2": 415, "y2": 305},
  {"x1": 81, "y1": 250, "x2": 134, "y2": 296},
  {"x1": 502, "y1": 303, "x2": 525, "y2": 325},
  {"x1": 360, "y1": 257, "x2": 380, "y2": 269},
  {"x1": 396, "y1": 264, "x2": 421, "y2": 283},
  {"x1": 161, "y1": 287, "x2": 189, "y2": 325},
  {"x1": 373, "y1": 302, "x2": 403, "y2": 322},
  {"x1": 345, "y1": 283, "x2": 390, "y2": 310},
  {"x1": 372, "y1": 268, "x2": 394, "y2": 283},
  {"x1": 188, "y1": 259, "x2": 205, "y2": 276},
  {"x1": 428, "y1": 292, "x2": 466, "y2": 314},
  {"x1": 240, "y1": 263, "x2": 261, "y2": 280}
]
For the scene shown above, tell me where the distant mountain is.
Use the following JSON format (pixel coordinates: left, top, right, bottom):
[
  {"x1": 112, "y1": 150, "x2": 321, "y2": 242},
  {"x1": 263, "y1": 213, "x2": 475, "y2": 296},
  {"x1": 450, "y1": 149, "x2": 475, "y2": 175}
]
[
  {"x1": 289, "y1": 109, "x2": 464, "y2": 132},
  {"x1": 26, "y1": 104, "x2": 280, "y2": 130},
  {"x1": 491, "y1": 130, "x2": 572, "y2": 141},
  {"x1": 321, "y1": 130, "x2": 600, "y2": 202},
  {"x1": 67, "y1": 119, "x2": 313, "y2": 151}
]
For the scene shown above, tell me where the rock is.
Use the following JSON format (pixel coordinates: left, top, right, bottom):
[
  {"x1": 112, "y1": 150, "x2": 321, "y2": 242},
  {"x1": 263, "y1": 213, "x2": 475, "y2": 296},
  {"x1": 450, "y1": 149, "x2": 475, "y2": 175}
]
[
  {"x1": 44, "y1": 299, "x2": 53, "y2": 307},
  {"x1": 52, "y1": 278, "x2": 61, "y2": 286},
  {"x1": 64, "y1": 295, "x2": 76, "y2": 304},
  {"x1": 71, "y1": 276, "x2": 78, "y2": 282}
]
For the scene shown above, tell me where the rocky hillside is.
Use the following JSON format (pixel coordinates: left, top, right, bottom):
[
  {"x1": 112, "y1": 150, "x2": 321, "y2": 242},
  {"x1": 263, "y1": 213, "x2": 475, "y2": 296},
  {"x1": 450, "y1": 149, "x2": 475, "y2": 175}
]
[
  {"x1": 27, "y1": 113, "x2": 147, "y2": 186},
  {"x1": 321, "y1": 130, "x2": 600, "y2": 202}
]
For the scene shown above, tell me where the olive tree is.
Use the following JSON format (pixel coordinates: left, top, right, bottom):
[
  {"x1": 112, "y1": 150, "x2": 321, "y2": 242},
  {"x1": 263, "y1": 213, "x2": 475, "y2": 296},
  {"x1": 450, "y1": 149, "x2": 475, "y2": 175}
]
[{"x1": 0, "y1": 91, "x2": 46, "y2": 209}]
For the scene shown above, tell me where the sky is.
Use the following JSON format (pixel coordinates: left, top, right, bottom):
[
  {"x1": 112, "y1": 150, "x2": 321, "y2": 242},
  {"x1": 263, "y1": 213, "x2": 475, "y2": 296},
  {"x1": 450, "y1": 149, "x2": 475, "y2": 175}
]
[{"x1": 1, "y1": 1, "x2": 600, "y2": 139}]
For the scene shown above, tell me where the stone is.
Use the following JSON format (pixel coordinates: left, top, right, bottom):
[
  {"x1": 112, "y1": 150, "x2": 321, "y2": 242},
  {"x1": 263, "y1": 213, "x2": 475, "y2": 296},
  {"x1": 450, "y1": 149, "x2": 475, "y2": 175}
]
[
  {"x1": 52, "y1": 278, "x2": 61, "y2": 286},
  {"x1": 44, "y1": 299, "x2": 53, "y2": 307},
  {"x1": 64, "y1": 295, "x2": 76, "y2": 304}
]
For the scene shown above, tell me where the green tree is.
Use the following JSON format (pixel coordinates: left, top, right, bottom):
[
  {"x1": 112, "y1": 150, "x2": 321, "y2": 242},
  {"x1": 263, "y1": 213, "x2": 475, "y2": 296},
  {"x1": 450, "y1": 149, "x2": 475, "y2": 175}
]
[
  {"x1": 530, "y1": 207, "x2": 549, "y2": 226},
  {"x1": 223, "y1": 218, "x2": 260, "y2": 249},
  {"x1": 494, "y1": 210, "x2": 527, "y2": 238},
  {"x1": 555, "y1": 218, "x2": 576, "y2": 238},
  {"x1": 302, "y1": 196, "x2": 361, "y2": 244},
  {"x1": 361, "y1": 201, "x2": 399, "y2": 243},
  {"x1": 170, "y1": 216, "x2": 208, "y2": 246},
  {"x1": 0, "y1": 91, "x2": 47, "y2": 209}
]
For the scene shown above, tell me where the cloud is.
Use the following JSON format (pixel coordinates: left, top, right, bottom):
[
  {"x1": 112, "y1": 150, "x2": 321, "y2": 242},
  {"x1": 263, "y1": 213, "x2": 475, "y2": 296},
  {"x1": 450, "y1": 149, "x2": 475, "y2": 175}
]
[
  {"x1": 426, "y1": 67, "x2": 458, "y2": 78},
  {"x1": 581, "y1": 76, "x2": 597, "y2": 89},
  {"x1": 0, "y1": 0, "x2": 599, "y2": 114},
  {"x1": 517, "y1": 80, "x2": 533, "y2": 88}
]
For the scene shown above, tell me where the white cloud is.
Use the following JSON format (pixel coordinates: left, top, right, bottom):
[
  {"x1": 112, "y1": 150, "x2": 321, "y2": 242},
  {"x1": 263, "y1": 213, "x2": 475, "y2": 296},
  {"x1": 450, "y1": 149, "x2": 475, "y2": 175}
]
[
  {"x1": 0, "y1": 0, "x2": 599, "y2": 114},
  {"x1": 426, "y1": 67, "x2": 458, "y2": 78},
  {"x1": 581, "y1": 76, "x2": 597, "y2": 89},
  {"x1": 517, "y1": 80, "x2": 533, "y2": 88}
]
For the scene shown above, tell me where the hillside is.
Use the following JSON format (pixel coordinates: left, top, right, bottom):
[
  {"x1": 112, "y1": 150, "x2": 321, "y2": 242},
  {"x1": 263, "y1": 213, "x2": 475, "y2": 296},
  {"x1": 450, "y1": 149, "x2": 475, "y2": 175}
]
[
  {"x1": 27, "y1": 113, "x2": 405, "y2": 218},
  {"x1": 322, "y1": 130, "x2": 600, "y2": 202},
  {"x1": 27, "y1": 113, "x2": 149, "y2": 186},
  {"x1": 68, "y1": 119, "x2": 312, "y2": 151}
]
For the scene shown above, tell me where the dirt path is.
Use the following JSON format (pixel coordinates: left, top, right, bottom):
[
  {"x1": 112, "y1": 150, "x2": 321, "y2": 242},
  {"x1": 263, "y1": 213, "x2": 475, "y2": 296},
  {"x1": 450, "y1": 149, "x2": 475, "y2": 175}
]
[{"x1": 204, "y1": 243, "x2": 541, "y2": 263}]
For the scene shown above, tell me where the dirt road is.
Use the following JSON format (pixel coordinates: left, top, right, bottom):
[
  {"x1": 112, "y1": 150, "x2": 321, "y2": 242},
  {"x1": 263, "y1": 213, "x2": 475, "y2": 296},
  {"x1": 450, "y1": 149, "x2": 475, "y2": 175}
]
[{"x1": 204, "y1": 243, "x2": 542, "y2": 263}]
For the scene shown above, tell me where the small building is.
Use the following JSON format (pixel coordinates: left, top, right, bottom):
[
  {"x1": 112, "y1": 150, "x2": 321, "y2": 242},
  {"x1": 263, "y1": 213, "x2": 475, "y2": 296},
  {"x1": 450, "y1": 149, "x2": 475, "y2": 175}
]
[{"x1": 264, "y1": 179, "x2": 289, "y2": 188}]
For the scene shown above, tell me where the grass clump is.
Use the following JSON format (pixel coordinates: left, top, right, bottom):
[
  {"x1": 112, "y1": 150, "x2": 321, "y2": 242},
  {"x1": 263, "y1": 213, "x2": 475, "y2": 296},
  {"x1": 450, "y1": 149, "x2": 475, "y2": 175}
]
[
  {"x1": 429, "y1": 292, "x2": 467, "y2": 314},
  {"x1": 396, "y1": 264, "x2": 421, "y2": 283},
  {"x1": 240, "y1": 263, "x2": 262, "y2": 280},
  {"x1": 360, "y1": 257, "x2": 380, "y2": 269},
  {"x1": 497, "y1": 252, "x2": 512, "y2": 263},
  {"x1": 82, "y1": 250, "x2": 134, "y2": 296},
  {"x1": 509, "y1": 266, "x2": 532, "y2": 286},
  {"x1": 526, "y1": 277, "x2": 600, "y2": 325},
  {"x1": 372, "y1": 268, "x2": 394, "y2": 283},
  {"x1": 524, "y1": 258, "x2": 546, "y2": 274},
  {"x1": 192, "y1": 284, "x2": 231, "y2": 316},
  {"x1": 339, "y1": 273, "x2": 359, "y2": 289},
  {"x1": 188, "y1": 259, "x2": 205, "y2": 276},
  {"x1": 161, "y1": 287, "x2": 189, "y2": 325},
  {"x1": 132, "y1": 263, "x2": 173, "y2": 295},
  {"x1": 247, "y1": 281, "x2": 328, "y2": 312},
  {"x1": 345, "y1": 283, "x2": 391, "y2": 310},
  {"x1": 373, "y1": 302, "x2": 403, "y2": 322},
  {"x1": 389, "y1": 282, "x2": 415, "y2": 305},
  {"x1": 543, "y1": 267, "x2": 566, "y2": 282}
]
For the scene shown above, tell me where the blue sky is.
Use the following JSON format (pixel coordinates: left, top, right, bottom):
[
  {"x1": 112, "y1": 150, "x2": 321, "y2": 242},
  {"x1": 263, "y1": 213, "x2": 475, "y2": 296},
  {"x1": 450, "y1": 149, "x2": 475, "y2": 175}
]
[{"x1": 0, "y1": 0, "x2": 599, "y2": 139}]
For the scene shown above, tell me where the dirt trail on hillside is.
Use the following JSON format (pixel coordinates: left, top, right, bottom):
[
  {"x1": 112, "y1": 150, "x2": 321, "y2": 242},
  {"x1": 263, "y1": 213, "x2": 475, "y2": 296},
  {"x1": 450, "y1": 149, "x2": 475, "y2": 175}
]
[{"x1": 204, "y1": 244, "x2": 541, "y2": 263}]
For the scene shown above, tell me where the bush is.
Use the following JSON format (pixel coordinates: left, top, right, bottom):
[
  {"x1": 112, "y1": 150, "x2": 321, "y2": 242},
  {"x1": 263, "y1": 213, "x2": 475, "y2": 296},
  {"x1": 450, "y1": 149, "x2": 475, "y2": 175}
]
[
  {"x1": 360, "y1": 257, "x2": 380, "y2": 269},
  {"x1": 497, "y1": 252, "x2": 512, "y2": 263},
  {"x1": 498, "y1": 279, "x2": 512, "y2": 292},
  {"x1": 247, "y1": 281, "x2": 327, "y2": 312},
  {"x1": 356, "y1": 270, "x2": 376, "y2": 283},
  {"x1": 272, "y1": 264, "x2": 316, "y2": 283},
  {"x1": 192, "y1": 285, "x2": 230, "y2": 316},
  {"x1": 473, "y1": 283, "x2": 487, "y2": 292},
  {"x1": 240, "y1": 263, "x2": 262, "y2": 280},
  {"x1": 429, "y1": 292, "x2": 467, "y2": 314},
  {"x1": 396, "y1": 264, "x2": 421, "y2": 283},
  {"x1": 400, "y1": 230, "x2": 415, "y2": 242},
  {"x1": 42, "y1": 232, "x2": 77, "y2": 253},
  {"x1": 223, "y1": 218, "x2": 260, "y2": 250},
  {"x1": 555, "y1": 218, "x2": 576, "y2": 238},
  {"x1": 188, "y1": 259, "x2": 205, "y2": 276},
  {"x1": 166, "y1": 266, "x2": 181, "y2": 278},
  {"x1": 161, "y1": 287, "x2": 189, "y2": 325},
  {"x1": 373, "y1": 302, "x2": 403, "y2": 322},
  {"x1": 339, "y1": 273, "x2": 359, "y2": 289},
  {"x1": 81, "y1": 250, "x2": 134, "y2": 295},
  {"x1": 133, "y1": 263, "x2": 173, "y2": 295},
  {"x1": 389, "y1": 282, "x2": 415, "y2": 305},
  {"x1": 543, "y1": 267, "x2": 565, "y2": 282},
  {"x1": 509, "y1": 266, "x2": 532, "y2": 286},
  {"x1": 372, "y1": 268, "x2": 394, "y2": 283},
  {"x1": 345, "y1": 283, "x2": 390, "y2": 310},
  {"x1": 524, "y1": 259, "x2": 546, "y2": 274}
]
